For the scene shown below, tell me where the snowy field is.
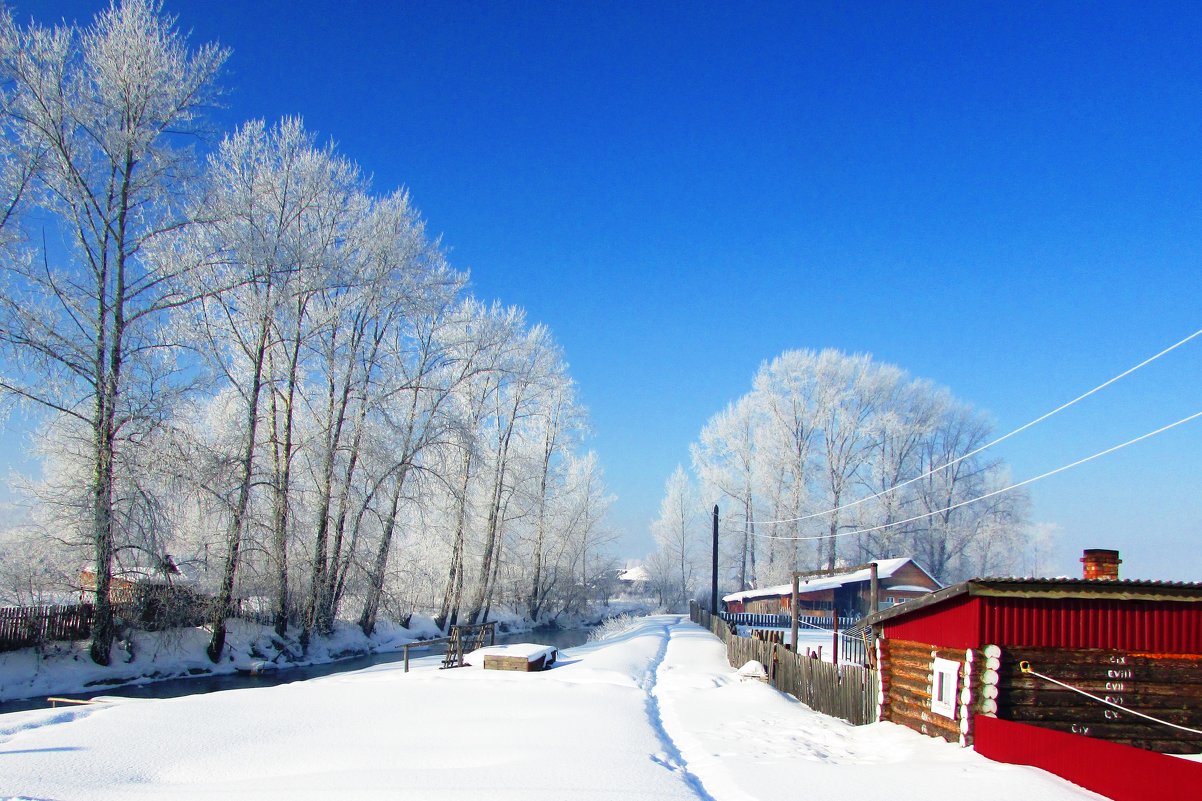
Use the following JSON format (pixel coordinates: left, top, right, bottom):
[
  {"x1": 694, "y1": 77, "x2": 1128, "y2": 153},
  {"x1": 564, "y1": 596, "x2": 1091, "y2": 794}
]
[{"x1": 0, "y1": 615, "x2": 1103, "y2": 800}]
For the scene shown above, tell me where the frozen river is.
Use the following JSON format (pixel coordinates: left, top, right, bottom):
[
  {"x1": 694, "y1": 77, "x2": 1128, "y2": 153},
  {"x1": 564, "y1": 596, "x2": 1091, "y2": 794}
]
[{"x1": 0, "y1": 625, "x2": 594, "y2": 715}]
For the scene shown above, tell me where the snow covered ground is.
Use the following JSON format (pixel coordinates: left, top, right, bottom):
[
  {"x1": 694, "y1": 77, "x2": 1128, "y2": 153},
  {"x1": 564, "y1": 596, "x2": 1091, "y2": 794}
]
[{"x1": 0, "y1": 615, "x2": 1103, "y2": 800}]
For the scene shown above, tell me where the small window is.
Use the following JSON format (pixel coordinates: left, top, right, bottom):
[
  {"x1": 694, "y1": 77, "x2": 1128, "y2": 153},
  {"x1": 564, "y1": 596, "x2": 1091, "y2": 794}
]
[{"x1": 931, "y1": 657, "x2": 959, "y2": 719}]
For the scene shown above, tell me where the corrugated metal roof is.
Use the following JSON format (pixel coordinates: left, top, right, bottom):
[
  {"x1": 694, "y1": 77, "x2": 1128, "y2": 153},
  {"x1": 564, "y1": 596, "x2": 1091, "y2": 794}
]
[
  {"x1": 864, "y1": 576, "x2": 1202, "y2": 627},
  {"x1": 721, "y1": 557, "x2": 930, "y2": 603}
]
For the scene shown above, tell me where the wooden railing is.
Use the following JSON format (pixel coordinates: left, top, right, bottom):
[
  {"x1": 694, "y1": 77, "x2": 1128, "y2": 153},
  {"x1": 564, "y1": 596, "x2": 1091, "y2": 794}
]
[{"x1": 691, "y1": 602, "x2": 879, "y2": 726}]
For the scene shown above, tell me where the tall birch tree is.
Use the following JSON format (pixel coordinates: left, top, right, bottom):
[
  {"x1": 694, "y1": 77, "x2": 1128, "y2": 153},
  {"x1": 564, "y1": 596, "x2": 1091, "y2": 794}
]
[{"x1": 0, "y1": 0, "x2": 226, "y2": 664}]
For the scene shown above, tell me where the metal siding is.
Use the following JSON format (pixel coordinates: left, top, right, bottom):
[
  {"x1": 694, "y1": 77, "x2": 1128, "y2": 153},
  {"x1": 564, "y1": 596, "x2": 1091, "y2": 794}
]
[
  {"x1": 881, "y1": 595, "x2": 982, "y2": 650},
  {"x1": 981, "y1": 597, "x2": 1202, "y2": 652},
  {"x1": 975, "y1": 715, "x2": 1202, "y2": 801}
]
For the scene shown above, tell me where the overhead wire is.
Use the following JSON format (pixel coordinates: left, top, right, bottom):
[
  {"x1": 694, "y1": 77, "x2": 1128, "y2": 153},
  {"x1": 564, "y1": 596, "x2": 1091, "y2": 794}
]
[
  {"x1": 747, "y1": 409, "x2": 1202, "y2": 541},
  {"x1": 719, "y1": 325, "x2": 1202, "y2": 529},
  {"x1": 1020, "y1": 661, "x2": 1202, "y2": 736}
]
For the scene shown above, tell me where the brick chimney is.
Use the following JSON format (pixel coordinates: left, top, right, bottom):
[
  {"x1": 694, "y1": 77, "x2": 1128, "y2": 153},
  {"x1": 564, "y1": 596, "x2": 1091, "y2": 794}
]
[{"x1": 1081, "y1": 549, "x2": 1121, "y2": 580}]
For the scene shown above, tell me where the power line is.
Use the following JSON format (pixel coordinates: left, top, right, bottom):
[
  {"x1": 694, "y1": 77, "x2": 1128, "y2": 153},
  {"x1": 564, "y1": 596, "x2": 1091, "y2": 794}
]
[
  {"x1": 721, "y1": 325, "x2": 1202, "y2": 529},
  {"x1": 747, "y1": 409, "x2": 1202, "y2": 542},
  {"x1": 1020, "y1": 661, "x2": 1202, "y2": 736}
]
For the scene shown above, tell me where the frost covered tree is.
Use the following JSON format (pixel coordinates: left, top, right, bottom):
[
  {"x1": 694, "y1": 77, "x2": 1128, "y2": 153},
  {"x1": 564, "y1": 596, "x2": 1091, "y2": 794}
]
[
  {"x1": 664, "y1": 348, "x2": 1033, "y2": 597},
  {"x1": 462, "y1": 320, "x2": 564, "y2": 625},
  {"x1": 692, "y1": 395, "x2": 760, "y2": 590},
  {"x1": 182, "y1": 117, "x2": 370, "y2": 660},
  {"x1": 0, "y1": 0, "x2": 226, "y2": 664},
  {"x1": 648, "y1": 466, "x2": 702, "y2": 610},
  {"x1": 0, "y1": 2, "x2": 617, "y2": 649},
  {"x1": 812, "y1": 351, "x2": 891, "y2": 570},
  {"x1": 908, "y1": 401, "x2": 1027, "y2": 582},
  {"x1": 352, "y1": 287, "x2": 477, "y2": 638},
  {"x1": 749, "y1": 350, "x2": 820, "y2": 583}
]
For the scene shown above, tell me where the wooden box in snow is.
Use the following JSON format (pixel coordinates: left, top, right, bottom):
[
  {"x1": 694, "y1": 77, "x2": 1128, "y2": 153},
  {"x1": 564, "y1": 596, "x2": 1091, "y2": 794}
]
[{"x1": 468, "y1": 643, "x2": 558, "y2": 672}]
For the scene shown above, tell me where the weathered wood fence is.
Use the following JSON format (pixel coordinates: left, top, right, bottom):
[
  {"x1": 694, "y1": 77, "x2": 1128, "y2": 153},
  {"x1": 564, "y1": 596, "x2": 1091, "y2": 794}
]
[
  {"x1": 3, "y1": 587, "x2": 249, "y2": 653},
  {"x1": 692, "y1": 602, "x2": 880, "y2": 726},
  {"x1": 0, "y1": 604, "x2": 94, "y2": 651}
]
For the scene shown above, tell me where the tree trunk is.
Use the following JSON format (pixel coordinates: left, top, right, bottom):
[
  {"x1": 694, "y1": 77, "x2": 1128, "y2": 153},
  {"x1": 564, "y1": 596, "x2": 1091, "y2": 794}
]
[
  {"x1": 464, "y1": 407, "x2": 517, "y2": 625},
  {"x1": 267, "y1": 300, "x2": 307, "y2": 636},
  {"x1": 207, "y1": 320, "x2": 270, "y2": 662},
  {"x1": 89, "y1": 419, "x2": 116, "y2": 665},
  {"x1": 526, "y1": 411, "x2": 557, "y2": 621},
  {"x1": 358, "y1": 474, "x2": 404, "y2": 636},
  {"x1": 435, "y1": 448, "x2": 473, "y2": 631},
  {"x1": 90, "y1": 210, "x2": 127, "y2": 665},
  {"x1": 303, "y1": 352, "x2": 352, "y2": 646},
  {"x1": 322, "y1": 394, "x2": 369, "y2": 628}
]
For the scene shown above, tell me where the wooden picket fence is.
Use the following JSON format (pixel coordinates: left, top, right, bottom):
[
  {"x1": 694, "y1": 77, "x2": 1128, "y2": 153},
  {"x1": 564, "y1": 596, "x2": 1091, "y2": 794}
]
[
  {"x1": 691, "y1": 602, "x2": 879, "y2": 726},
  {"x1": 0, "y1": 604, "x2": 93, "y2": 651}
]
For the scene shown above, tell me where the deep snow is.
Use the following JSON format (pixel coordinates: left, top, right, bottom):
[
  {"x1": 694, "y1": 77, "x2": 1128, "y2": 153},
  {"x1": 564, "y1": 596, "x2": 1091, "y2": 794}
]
[{"x1": 0, "y1": 615, "x2": 1104, "y2": 800}]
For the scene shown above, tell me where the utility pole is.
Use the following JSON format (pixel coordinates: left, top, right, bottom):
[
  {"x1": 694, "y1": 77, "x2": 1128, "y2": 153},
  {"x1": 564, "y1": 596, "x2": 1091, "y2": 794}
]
[
  {"x1": 710, "y1": 505, "x2": 719, "y2": 615},
  {"x1": 868, "y1": 562, "x2": 879, "y2": 651},
  {"x1": 790, "y1": 573, "x2": 799, "y2": 652}
]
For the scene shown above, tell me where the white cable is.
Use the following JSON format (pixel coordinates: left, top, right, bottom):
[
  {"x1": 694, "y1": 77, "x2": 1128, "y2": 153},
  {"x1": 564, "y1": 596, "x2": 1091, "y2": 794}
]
[
  {"x1": 749, "y1": 410, "x2": 1202, "y2": 542},
  {"x1": 721, "y1": 326, "x2": 1202, "y2": 529},
  {"x1": 1021, "y1": 662, "x2": 1202, "y2": 736}
]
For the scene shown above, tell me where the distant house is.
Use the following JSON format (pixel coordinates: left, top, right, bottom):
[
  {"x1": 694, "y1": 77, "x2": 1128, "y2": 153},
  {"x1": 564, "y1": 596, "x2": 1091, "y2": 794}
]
[
  {"x1": 863, "y1": 549, "x2": 1202, "y2": 801},
  {"x1": 618, "y1": 564, "x2": 650, "y2": 585},
  {"x1": 722, "y1": 557, "x2": 941, "y2": 621},
  {"x1": 608, "y1": 562, "x2": 650, "y2": 599},
  {"x1": 79, "y1": 557, "x2": 209, "y2": 630}
]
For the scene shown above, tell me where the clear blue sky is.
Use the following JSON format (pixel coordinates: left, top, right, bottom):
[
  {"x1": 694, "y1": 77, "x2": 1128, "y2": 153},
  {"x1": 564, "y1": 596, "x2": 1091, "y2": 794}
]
[{"x1": 14, "y1": 1, "x2": 1202, "y2": 580}]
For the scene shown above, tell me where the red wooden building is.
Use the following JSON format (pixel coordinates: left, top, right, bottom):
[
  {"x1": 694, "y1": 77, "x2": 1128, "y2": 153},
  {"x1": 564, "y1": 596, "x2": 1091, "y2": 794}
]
[{"x1": 864, "y1": 549, "x2": 1202, "y2": 801}]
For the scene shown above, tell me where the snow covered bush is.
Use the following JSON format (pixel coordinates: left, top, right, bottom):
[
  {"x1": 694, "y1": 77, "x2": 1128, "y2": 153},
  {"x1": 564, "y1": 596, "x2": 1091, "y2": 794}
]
[{"x1": 587, "y1": 612, "x2": 643, "y2": 643}]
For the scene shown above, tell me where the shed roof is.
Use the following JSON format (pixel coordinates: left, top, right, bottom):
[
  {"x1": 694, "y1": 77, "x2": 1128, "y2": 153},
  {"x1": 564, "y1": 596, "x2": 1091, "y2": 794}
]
[
  {"x1": 863, "y1": 576, "x2": 1202, "y2": 627},
  {"x1": 722, "y1": 557, "x2": 936, "y2": 604}
]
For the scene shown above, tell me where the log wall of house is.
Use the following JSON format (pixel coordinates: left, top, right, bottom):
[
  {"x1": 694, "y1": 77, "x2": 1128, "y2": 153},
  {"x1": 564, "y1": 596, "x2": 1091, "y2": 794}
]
[
  {"x1": 879, "y1": 638, "x2": 984, "y2": 746},
  {"x1": 996, "y1": 645, "x2": 1202, "y2": 755}
]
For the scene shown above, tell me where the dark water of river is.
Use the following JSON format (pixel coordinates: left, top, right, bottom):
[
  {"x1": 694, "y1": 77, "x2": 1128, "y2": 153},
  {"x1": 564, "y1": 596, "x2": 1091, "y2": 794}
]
[{"x1": 0, "y1": 625, "x2": 595, "y2": 716}]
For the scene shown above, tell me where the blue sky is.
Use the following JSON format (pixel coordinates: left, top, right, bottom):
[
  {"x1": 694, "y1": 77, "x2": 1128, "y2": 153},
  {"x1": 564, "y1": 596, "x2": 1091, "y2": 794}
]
[{"x1": 12, "y1": 1, "x2": 1202, "y2": 579}]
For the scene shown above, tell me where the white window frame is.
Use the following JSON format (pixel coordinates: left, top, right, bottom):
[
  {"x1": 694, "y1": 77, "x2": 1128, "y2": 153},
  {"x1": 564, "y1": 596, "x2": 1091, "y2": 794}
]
[{"x1": 931, "y1": 657, "x2": 959, "y2": 719}]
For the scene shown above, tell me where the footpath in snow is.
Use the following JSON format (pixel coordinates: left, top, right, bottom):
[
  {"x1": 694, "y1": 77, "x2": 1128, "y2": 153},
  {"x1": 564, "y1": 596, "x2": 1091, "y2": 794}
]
[{"x1": 0, "y1": 615, "x2": 1103, "y2": 801}]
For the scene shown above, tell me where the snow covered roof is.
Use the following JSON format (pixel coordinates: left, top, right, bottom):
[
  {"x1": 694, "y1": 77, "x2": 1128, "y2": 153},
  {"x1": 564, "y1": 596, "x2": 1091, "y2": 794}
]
[
  {"x1": 619, "y1": 565, "x2": 650, "y2": 582},
  {"x1": 722, "y1": 557, "x2": 934, "y2": 604}
]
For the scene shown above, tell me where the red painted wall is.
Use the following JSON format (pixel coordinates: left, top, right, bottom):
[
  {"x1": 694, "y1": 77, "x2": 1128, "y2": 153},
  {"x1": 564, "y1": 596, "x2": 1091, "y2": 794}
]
[
  {"x1": 975, "y1": 715, "x2": 1202, "y2": 801},
  {"x1": 881, "y1": 595, "x2": 982, "y2": 650},
  {"x1": 980, "y1": 597, "x2": 1202, "y2": 652},
  {"x1": 882, "y1": 594, "x2": 1202, "y2": 653}
]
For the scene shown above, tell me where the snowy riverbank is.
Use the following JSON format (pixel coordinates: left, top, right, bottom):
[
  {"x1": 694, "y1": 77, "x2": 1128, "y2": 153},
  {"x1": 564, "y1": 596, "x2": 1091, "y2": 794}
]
[
  {"x1": 0, "y1": 617, "x2": 437, "y2": 706},
  {"x1": 0, "y1": 603, "x2": 651, "y2": 707},
  {"x1": 0, "y1": 615, "x2": 1102, "y2": 800}
]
